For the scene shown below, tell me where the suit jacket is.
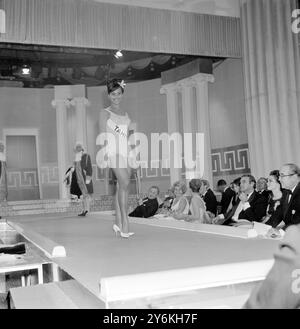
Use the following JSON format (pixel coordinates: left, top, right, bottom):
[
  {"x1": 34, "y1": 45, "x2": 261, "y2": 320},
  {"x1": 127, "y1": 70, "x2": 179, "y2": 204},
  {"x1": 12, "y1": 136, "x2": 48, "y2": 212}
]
[
  {"x1": 266, "y1": 182, "x2": 300, "y2": 229},
  {"x1": 129, "y1": 198, "x2": 159, "y2": 218},
  {"x1": 220, "y1": 187, "x2": 236, "y2": 214},
  {"x1": 258, "y1": 189, "x2": 272, "y2": 200},
  {"x1": 223, "y1": 190, "x2": 268, "y2": 225},
  {"x1": 203, "y1": 188, "x2": 218, "y2": 216}
]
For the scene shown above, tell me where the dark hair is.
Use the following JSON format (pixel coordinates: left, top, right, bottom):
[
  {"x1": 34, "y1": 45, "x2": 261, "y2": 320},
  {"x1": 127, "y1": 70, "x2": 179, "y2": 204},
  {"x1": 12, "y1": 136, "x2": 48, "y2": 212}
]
[
  {"x1": 269, "y1": 170, "x2": 282, "y2": 189},
  {"x1": 189, "y1": 179, "x2": 202, "y2": 193},
  {"x1": 107, "y1": 78, "x2": 124, "y2": 94},
  {"x1": 217, "y1": 179, "x2": 227, "y2": 186},
  {"x1": 241, "y1": 174, "x2": 256, "y2": 188},
  {"x1": 233, "y1": 177, "x2": 241, "y2": 186}
]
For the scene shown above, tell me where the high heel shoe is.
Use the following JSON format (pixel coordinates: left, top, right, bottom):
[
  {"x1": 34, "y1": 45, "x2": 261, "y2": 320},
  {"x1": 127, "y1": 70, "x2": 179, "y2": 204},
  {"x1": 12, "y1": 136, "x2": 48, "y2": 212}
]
[
  {"x1": 78, "y1": 210, "x2": 88, "y2": 217},
  {"x1": 113, "y1": 224, "x2": 121, "y2": 236},
  {"x1": 120, "y1": 232, "x2": 135, "y2": 238}
]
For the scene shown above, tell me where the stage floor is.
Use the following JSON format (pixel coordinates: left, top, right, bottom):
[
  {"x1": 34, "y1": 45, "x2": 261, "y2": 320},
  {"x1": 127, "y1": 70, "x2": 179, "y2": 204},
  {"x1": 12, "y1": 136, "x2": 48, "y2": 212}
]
[{"x1": 6, "y1": 212, "x2": 280, "y2": 304}]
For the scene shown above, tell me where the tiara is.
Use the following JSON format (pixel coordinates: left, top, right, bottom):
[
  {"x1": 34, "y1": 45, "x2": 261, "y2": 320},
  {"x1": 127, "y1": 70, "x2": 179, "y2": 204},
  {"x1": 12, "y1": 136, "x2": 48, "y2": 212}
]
[{"x1": 118, "y1": 80, "x2": 126, "y2": 89}]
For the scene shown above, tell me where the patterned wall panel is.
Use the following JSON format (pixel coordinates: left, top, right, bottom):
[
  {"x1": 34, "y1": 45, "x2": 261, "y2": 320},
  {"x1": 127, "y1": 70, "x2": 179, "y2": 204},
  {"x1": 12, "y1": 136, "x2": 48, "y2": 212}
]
[
  {"x1": 41, "y1": 164, "x2": 59, "y2": 185},
  {"x1": 211, "y1": 144, "x2": 251, "y2": 177},
  {"x1": 7, "y1": 169, "x2": 39, "y2": 188}
]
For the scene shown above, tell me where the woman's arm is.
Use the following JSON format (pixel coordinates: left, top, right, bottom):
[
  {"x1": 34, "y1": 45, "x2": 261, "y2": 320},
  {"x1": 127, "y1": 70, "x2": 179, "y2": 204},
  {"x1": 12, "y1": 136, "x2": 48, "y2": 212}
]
[{"x1": 99, "y1": 109, "x2": 108, "y2": 135}]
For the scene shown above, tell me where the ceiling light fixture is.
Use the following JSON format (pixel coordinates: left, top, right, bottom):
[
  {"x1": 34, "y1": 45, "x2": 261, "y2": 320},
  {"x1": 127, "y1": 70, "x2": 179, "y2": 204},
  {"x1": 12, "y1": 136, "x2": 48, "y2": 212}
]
[
  {"x1": 114, "y1": 50, "x2": 123, "y2": 59},
  {"x1": 21, "y1": 65, "x2": 31, "y2": 75}
]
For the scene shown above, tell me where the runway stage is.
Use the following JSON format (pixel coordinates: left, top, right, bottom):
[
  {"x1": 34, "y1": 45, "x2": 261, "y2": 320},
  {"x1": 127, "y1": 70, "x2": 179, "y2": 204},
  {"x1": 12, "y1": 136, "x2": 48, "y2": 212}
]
[{"x1": 6, "y1": 213, "x2": 280, "y2": 308}]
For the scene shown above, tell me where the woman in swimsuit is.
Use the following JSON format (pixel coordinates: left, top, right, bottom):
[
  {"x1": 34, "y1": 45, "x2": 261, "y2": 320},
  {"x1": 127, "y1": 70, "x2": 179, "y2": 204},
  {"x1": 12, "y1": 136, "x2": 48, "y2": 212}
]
[{"x1": 99, "y1": 79, "x2": 134, "y2": 238}]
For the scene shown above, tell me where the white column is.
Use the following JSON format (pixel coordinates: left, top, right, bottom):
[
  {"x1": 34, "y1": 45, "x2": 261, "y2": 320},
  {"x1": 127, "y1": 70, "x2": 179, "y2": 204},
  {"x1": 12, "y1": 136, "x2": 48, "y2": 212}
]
[
  {"x1": 193, "y1": 73, "x2": 214, "y2": 185},
  {"x1": 180, "y1": 79, "x2": 197, "y2": 181},
  {"x1": 160, "y1": 84, "x2": 181, "y2": 185},
  {"x1": 70, "y1": 97, "x2": 90, "y2": 148},
  {"x1": 51, "y1": 99, "x2": 70, "y2": 199}
]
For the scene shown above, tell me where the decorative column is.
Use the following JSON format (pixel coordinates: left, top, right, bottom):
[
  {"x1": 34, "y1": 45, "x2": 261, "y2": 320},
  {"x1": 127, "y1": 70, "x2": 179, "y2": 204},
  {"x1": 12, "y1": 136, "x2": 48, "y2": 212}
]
[
  {"x1": 193, "y1": 73, "x2": 215, "y2": 185},
  {"x1": 180, "y1": 78, "x2": 197, "y2": 181},
  {"x1": 51, "y1": 99, "x2": 71, "y2": 199},
  {"x1": 160, "y1": 84, "x2": 181, "y2": 185},
  {"x1": 70, "y1": 97, "x2": 90, "y2": 148}
]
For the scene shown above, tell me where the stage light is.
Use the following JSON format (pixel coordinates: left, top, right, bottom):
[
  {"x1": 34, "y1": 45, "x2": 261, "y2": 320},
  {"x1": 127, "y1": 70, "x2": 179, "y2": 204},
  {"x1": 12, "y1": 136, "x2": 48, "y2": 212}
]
[
  {"x1": 114, "y1": 50, "x2": 123, "y2": 59},
  {"x1": 21, "y1": 65, "x2": 31, "y2": 75}
]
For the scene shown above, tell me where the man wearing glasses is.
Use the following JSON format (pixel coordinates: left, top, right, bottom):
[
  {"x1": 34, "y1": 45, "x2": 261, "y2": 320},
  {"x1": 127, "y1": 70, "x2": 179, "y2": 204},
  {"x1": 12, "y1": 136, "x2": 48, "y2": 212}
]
[
  {"x1": 269, "y1": 163, "x2": 300, "y2": 229},
  {"x1": 244, "y1": 163, "x2": 300, "y2": 309}
]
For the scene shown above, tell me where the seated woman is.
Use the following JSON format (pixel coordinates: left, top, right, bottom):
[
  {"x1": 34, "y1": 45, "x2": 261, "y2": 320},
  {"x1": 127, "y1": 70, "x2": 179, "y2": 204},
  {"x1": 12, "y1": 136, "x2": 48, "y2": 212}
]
[
  {"x1": 173, "y1": 179, "x2": 211, "y2": 223},
  {"x1": 264, "y1": 170, "x2": 289, "y2": 228},
  {"x1": 167, "y1": 181, "x2": 189, "y2": 217},
  {"x1": 231, "y1": 177, "x2": 241, "y2": 208}
]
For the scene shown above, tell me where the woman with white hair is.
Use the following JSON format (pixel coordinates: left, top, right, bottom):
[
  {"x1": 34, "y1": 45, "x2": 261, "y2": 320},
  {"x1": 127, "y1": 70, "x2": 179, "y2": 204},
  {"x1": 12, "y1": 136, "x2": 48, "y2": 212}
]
[
  {"x1": 0, "y1": 141, "x2": 8, "y2": 219},
  {"x1": 71, "y1": 142, "x2": 93, "y2": 216}
]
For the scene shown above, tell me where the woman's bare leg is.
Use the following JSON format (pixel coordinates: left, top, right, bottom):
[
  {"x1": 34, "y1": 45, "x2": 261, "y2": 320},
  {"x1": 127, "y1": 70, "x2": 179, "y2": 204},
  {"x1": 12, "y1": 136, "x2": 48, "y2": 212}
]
[
  {"x1": 83, "y1": 195, "x2": 91, "y2": 213},
  {"x1": 112, "y1": 156, "x2": 130, "y2": 233},
  {"x1": 114, "y1": 182, "x2": 122, "y2": 228}
]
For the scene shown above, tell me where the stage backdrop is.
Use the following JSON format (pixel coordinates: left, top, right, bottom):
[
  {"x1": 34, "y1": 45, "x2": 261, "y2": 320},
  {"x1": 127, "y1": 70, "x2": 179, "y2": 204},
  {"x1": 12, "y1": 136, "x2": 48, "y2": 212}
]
[{"x1": 0, "y1": 59, "x2": 248, "y2": 199}]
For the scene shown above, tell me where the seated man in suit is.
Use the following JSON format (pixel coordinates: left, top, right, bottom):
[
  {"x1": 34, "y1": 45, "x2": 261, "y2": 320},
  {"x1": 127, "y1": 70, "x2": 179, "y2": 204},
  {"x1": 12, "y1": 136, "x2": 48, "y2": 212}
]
[
  {"x1": 256, "y1": 177, "x2": 271, "y2": 199},
  {"x1": 129, "y1": 186, "x2": 160, "y2": 218},
  {"x1": 217, "y1": 179, "x2": 236, "y2": 215},
  {"x1": 244, "y1": 224, "x2": 300, "y2": 308},
  {"x1": 201, "y1": 180, "x2": 218, "y2": 216},
  {"x1": 266, "y1": 163, "x2": 300, "y2": 229},
  {"x1": 213, "y1": 174, "x2": 268, "y2": 225}
]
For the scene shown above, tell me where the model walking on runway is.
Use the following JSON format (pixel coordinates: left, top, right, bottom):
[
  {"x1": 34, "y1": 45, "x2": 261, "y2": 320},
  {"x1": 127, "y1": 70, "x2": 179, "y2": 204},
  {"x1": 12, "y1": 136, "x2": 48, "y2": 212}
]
[{"x1": 99, "y1": 79, "x2": 134, "y2": 238}]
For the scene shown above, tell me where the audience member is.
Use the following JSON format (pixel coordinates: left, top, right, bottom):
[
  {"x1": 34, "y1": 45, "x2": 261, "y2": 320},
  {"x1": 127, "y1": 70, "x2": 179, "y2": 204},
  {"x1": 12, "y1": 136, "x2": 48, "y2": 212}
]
[
  {"x1": 256, "y1": 177, "x2": 271, "y2": 199},
  {"x1": 213, "y1": 174, "x2": 268, "y2": 225},
  {"x1": 244, "y1": 224, "x2": 300, "y2": 308},
  {"x1": 231, "y1": 177, "x2": 241, "y2": 207},
  {"x1": 262, "y1": 170, "x2": 287, "y2": 226},
  {"x1": 217, "y1": 179, "x2": 236, "y2": 215},
  {"x1": 173, "y1": 179, "x2": 211, "y2": 223},
  {"x1": 156, "y1": 189, "x2": 175, "y2": 215},
  {"x1": 168, "y1": 181, "x2": 189, "y2": 216},
  {"x1": 129, "y1": 186, "x2": 159, "y2": 218},
  {"x1": 201, "y1": 179, "x2": 218, "y2": 216},
  {"x1": 265, "y1": 163, "x2": 300, "y2": 229}
]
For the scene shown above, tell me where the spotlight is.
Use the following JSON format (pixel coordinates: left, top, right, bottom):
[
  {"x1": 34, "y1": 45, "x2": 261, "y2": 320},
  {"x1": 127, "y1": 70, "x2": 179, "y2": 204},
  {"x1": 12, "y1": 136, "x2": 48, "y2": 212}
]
[
  {"x1": 114, "y1": 50, "x2": 123, "y2": 59},
  {"x1": 21, "y1": 65, "x2": 31, "y2": 75}
]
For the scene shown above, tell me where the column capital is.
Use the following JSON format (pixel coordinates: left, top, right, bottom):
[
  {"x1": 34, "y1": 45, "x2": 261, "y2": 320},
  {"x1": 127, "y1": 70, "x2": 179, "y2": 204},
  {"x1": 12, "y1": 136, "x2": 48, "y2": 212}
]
[
  {"x1": 51, "y1": 99, "x2": 71, "y2": 108},
  {"x1": 176, "y1": 77, "x2": 196, "y2": 89},
  {"x1": 160, "y1": 83, "x2": 179, "y2": 95},
  {"x1": 70, "y1": 97, "x2": 90, "y2": 107},
  {"x1": 192, "y1": 73, "x2": 215, "y2": 84}
]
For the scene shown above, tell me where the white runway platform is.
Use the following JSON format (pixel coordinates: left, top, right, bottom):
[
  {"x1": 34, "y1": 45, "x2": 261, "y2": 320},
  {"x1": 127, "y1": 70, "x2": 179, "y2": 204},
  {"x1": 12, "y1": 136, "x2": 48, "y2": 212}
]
[{"x1": 5, "y1": 211, "x2": 280, "y2": 308}]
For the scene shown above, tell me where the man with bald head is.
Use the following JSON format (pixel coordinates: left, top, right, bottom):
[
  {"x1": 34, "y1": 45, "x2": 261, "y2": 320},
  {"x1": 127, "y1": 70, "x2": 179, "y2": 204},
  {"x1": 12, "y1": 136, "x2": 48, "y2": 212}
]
[{"x1": 268, "y1": 163, "x2": 300, "y2": 229}]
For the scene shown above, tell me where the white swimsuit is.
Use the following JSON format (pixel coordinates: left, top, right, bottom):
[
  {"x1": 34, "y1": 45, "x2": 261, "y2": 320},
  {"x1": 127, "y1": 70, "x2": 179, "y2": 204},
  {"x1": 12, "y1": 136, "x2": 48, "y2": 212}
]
[{"x1": 104, "y1": 107, "x2": 134, "y2": 168}]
